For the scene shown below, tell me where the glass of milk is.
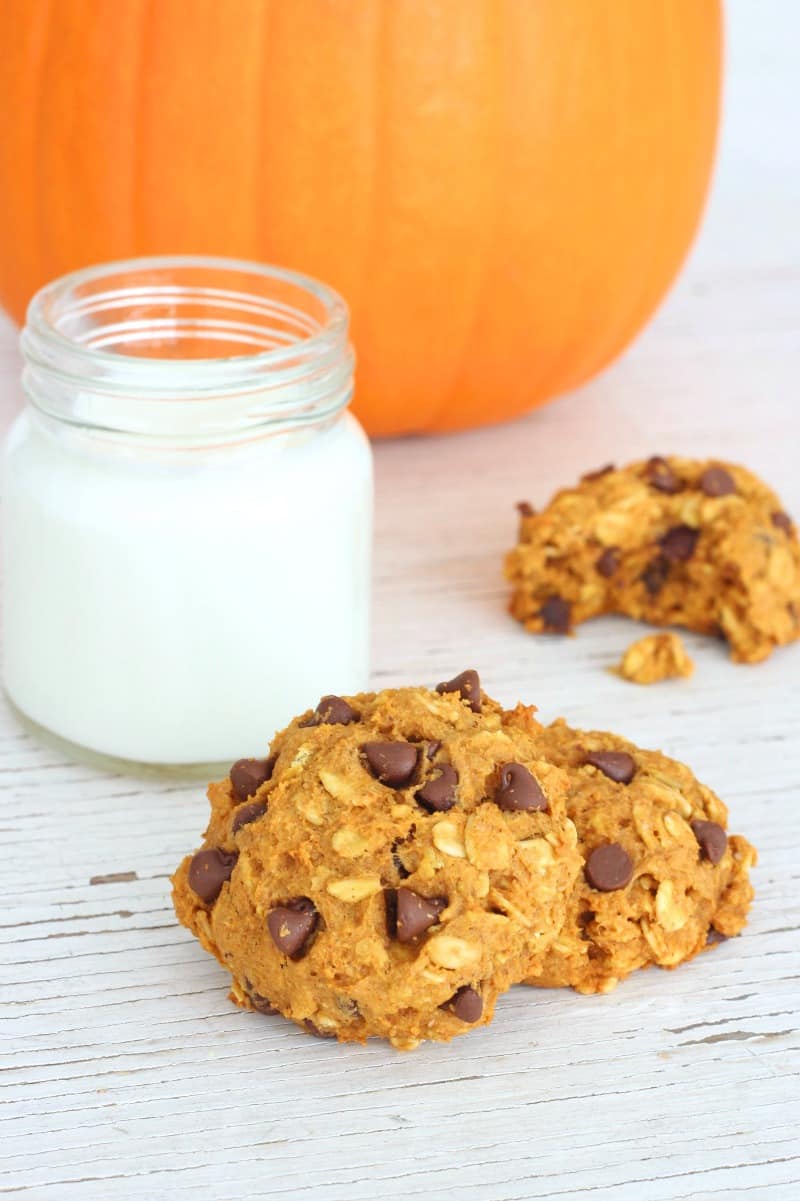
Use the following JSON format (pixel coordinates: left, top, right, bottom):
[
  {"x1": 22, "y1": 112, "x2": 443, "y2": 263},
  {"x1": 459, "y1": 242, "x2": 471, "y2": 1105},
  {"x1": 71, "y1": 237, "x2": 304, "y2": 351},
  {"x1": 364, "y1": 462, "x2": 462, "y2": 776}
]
[{"x1": 1, "y1": 256, "x2": 373, "y2": 770}]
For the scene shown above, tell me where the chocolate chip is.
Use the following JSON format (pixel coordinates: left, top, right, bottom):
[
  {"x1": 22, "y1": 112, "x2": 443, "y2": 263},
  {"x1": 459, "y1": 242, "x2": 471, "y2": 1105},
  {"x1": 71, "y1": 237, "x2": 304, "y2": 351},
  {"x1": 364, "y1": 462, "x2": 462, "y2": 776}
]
[
  {"x1": 187, "y1": 848, "x2": 239, "y2": 904},
  {"x1": 361, "y1": 741, "x2": 419, "y2": 788},
  {"x1": 516, "y1": 501, "x2": 535, "y2": 517},
  {"x1": 585, "y1": 750, "x2": 636, "y2": 784},
  {"x1": 584, "y1": 843, "x2": 633, "y2": 891},
  {"x1": 642, "y1": 555, "x2": 670, "y2": 596},
  {"x1": 230, "y1": 755, "x2": 275, "y2": 802},
  {"x1": 231, "y1": 800, "x2": 267, "y2": 834},
  {"x1": 436, "y1": 670, "x2": 482, "y2": 713},
  {"x1": 494, "y1": 762, "x2": 548, "y2": 813},
  {"x1": 772, "y1": 510, "x2": 793, "y2": 534},
  {"x1": 699, "y1": 466, "x2": 736, "y2": 497},
  {"x1": 425, "y1": 740, "x2": 442, "y2": 760},
  {"x1": 659, "y1": 524, "x2": 699, "y2": 562},
  {"x1": 387, "y1": 887, "x2": 447, "y2": 943},
  {"x1": 596, "y1": 547, "x2": 620, "y2": 578},
  {"x1": 706, "y1": 927, "x2": 729, "y2": 946},
  {"x1": 539, "y1": 595, "x2": 571, "y2": 633},
  {"x1": 250, "y1": 992, "x2": 279, "y2": 1015},
  {"x1": 390, "y1": 827, "x2": 416, "y2": 880},
  {"x1": 578, "y1": 909, "x2": 595, "y2": 939},
  {"x1": 302, "y1": 1020, "x2": 336, "y2": 1039},
  {"x1": 390, "y1": 837, "x2": 412, "y2": 879},
  {"x1": 644, "y1": 456, "x2": 682, "y2": 494},
  {"x1": 301, "y1": 695, "x2": 359, "y2": 727},
  {"x1": 691, "y1": 820, "x2": 728, "y2": 865},
  {"x1": 267, "y1": 897, "x2": 318, "y2": 958},
  {"x1": 415, "y1": 764, "x2": 458, "y2": 812},
  {"x1": 445, "y1": 986, "x2": 483, "y2": 1023},
  {"x1": 582, "y1": 463, "x2": 615, "y2": 482},
  {"x1": 383, "y1": 886, "x2": 398, "y2": 932},
  {"x1": 391, "y1": 852, "x2": 411, "y2": 880}
]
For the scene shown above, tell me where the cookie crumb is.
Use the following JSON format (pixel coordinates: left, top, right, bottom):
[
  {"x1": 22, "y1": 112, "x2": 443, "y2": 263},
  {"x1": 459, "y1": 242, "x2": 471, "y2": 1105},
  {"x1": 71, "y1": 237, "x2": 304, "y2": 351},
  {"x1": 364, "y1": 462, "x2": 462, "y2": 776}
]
[{"x1": 615, "y1": 632, "x2": 694, "y2": 685}]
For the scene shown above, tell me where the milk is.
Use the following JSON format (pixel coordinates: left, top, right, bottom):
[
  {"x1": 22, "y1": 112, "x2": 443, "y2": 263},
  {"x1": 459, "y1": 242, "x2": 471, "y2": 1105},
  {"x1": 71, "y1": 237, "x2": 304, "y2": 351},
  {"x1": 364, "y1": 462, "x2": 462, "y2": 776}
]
[{"x1": 2, "y1": 407, "x2": 372, "y2": 765}]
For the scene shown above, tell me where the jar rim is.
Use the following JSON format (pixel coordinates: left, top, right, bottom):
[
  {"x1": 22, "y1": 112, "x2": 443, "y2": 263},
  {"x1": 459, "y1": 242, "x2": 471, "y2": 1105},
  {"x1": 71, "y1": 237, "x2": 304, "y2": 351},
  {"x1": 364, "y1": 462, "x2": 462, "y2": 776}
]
[
  {"x1": 21, "y1": 255, "x2": 355, "y2": 442},
  {"x1": 24, "y1": 254, "x2": 349, "y2": 374}
]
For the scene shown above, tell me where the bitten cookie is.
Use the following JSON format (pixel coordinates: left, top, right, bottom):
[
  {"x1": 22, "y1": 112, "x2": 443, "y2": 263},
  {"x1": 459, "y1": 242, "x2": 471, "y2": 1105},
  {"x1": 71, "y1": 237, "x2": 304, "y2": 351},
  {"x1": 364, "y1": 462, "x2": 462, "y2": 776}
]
[
  {"x1": 506, "y1": 456, "x2": 800, "y2": 662},
  {"x1": 172, "y1": 673, "x2": 581, "y2": 1049},
  {"x1": 521, "y1": 720, "x2": 756, "y2": 994}
]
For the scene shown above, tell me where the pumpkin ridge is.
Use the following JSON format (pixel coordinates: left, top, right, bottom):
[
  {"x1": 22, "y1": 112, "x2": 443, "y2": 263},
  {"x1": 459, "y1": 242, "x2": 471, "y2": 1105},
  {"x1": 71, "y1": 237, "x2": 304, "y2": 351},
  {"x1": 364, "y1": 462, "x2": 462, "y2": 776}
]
[{"x1": 566, "y1": 0, "x2": 721, "y2": 394}]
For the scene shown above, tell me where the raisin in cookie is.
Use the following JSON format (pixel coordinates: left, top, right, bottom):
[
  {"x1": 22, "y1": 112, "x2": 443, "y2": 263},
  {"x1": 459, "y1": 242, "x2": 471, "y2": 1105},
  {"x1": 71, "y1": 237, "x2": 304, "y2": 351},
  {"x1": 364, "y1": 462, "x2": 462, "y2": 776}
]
[
  {"x1": 172, "y1": 672, "x2": 581, "y2": 1049},
  {"x1": 506, "y1": 457, "x2": 800, "y2": 663},
  {"x1": 518, "y1": 719, "x2": 756, "y2": 994}
]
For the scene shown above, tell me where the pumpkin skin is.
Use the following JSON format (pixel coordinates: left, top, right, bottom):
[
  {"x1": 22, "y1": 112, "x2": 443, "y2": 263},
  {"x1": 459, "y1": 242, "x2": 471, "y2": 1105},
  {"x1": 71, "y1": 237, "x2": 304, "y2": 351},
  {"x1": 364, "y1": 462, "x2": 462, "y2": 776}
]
[{"x1": 0, "y1": 1, "x2": 721, "y2": 437}]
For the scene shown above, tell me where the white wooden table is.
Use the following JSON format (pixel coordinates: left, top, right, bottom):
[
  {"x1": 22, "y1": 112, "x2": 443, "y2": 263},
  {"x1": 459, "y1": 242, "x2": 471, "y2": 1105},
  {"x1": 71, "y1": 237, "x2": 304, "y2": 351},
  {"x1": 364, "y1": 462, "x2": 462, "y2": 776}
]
[{"x1": 2, "y1": 7, "x2": 799, "y2": 1198}]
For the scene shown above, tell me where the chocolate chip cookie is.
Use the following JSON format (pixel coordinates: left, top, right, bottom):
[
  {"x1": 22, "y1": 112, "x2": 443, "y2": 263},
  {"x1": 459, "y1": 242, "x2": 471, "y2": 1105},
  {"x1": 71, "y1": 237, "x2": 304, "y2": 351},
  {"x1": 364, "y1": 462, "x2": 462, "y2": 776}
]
[
  {"x1": 172, "y1": 672, "x2": 581, "y2": 1049},
  {"x1": 507, "y1": 457, "x2": 800, "y2": 662},
  {"x1": 520, "y1": 719, "x2": 756, "y2": 994}
]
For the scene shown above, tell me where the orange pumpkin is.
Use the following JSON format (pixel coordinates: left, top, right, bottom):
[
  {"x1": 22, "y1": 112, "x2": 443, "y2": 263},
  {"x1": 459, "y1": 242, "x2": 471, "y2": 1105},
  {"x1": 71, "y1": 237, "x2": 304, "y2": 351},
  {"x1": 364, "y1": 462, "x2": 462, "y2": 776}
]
[{"x1": 0, "y1": 0, "x2": 721, "y2": 437}]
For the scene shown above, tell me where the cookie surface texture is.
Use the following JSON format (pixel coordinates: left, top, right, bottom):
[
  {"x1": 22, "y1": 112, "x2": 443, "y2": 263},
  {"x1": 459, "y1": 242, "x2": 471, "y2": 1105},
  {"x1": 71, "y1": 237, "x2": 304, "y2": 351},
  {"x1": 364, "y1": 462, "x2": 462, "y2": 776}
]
[
  {"x1": 507, "y1": 457, "x2": 800, "y2": 662},
  {"x1": 172, "y1": 679, "x2": 581, "y2": 1049}
]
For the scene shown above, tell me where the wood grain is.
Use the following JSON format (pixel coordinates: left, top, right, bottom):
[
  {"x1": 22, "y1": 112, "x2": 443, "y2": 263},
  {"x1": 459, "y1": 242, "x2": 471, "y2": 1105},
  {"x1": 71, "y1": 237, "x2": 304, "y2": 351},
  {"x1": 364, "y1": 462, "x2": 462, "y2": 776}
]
[{"x1": 1, "y1": 4, "x2": 799, "y2": 1197}]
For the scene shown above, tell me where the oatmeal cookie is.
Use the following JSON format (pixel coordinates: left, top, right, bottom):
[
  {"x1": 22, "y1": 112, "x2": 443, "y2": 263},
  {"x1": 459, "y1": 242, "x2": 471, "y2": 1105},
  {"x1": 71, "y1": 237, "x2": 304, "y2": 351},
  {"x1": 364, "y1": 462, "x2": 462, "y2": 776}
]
[
  {"x1": 519, "y1": 719, "x2": 756, "y2": 994},
  {"x1": 172, "y1": 672, "x2": 581, "y2": 1049},
  {"x1": 507, "y1": 457, "x2": 800, "y2": 662},
  {"x1": 615, "y1": 632, "x2": 694, "y2": 684}
]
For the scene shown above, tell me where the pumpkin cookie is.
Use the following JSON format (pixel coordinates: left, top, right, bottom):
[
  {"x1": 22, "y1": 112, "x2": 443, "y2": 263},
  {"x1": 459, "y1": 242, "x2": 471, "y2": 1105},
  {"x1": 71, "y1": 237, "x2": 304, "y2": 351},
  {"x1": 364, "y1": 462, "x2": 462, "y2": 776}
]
[
  {"x1": 172, "y1": 673, "x2": 581, "y2": 1049},
  {"x1": 506, "y1": 457, "x2": 800, "y2": 662},
  {"x1": 519, "y1": 719, "x2": 756, "y2": 994},
  {"x1": 615, "y1": 632, "x2": 694, "y2": 684}
]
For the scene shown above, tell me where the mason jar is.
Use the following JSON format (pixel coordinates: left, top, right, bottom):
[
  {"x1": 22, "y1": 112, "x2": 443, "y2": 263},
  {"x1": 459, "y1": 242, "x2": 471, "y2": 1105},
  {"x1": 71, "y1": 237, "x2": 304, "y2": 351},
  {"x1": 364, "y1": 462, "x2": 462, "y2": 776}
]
[{"x1": 1, "y1": 256, "x2": 373, "y2": 768}]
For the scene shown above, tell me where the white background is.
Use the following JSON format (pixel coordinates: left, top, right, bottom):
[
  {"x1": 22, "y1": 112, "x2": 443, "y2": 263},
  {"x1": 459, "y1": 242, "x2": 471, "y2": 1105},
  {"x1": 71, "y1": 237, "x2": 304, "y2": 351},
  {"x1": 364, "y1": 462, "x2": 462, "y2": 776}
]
[{"x1": 1, "y1": 3, "x2": 798, "y2": 1198}]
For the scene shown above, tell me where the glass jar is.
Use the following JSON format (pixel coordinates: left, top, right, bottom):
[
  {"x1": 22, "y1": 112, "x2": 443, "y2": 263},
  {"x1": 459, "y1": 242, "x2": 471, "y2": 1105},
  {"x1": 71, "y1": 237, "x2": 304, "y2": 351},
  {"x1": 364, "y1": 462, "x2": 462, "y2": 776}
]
[{"x1": 2, "y1": 256, "x2": 373, "y2": 769}]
